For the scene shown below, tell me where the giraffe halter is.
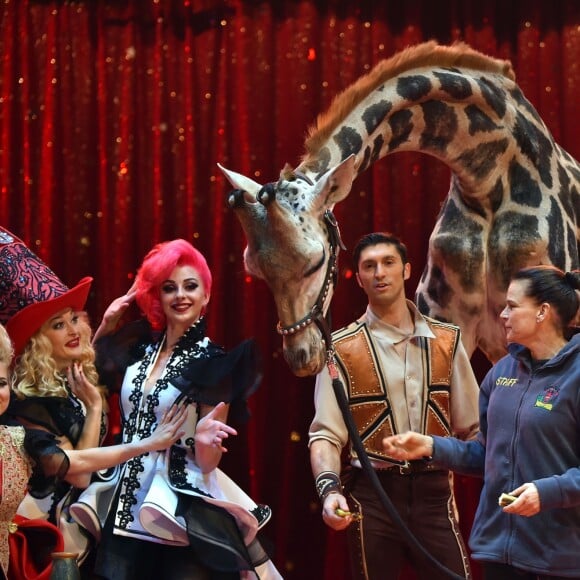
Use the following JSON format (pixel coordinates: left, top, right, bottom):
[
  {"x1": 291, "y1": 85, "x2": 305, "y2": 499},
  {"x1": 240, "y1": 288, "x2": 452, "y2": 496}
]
[{"x1": 276, "y1": 209, "x2": 345, "y2": 351}]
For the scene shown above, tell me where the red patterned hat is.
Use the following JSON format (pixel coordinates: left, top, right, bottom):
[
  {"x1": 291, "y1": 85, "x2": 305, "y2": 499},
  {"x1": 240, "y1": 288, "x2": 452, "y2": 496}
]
[{"x1": 0, "y1": 226, "x2": 93, "y2": 356}]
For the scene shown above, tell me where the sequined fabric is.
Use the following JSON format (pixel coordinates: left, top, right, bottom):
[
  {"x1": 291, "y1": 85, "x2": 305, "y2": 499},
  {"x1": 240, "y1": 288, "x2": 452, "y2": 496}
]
[{"x1": 0, "y1": 426, "x2": 32, "y2": 576}]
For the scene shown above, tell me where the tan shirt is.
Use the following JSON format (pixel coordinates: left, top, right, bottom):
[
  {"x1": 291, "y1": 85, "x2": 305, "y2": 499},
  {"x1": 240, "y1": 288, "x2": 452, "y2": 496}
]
[{"x1": 309, "y1": 301, "x2": 479, "y2": 466}]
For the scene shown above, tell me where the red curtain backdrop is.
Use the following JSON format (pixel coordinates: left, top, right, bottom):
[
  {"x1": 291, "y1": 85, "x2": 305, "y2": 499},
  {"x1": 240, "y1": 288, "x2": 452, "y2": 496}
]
[{"x1": 1, "y1": 2, "x2": 579, "y2": 578}]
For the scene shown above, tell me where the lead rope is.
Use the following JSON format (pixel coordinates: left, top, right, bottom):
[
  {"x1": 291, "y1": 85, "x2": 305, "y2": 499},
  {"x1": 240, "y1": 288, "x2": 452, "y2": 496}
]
[{"x1": 326, "y1": 351, "x2": 465, "y2": 580}]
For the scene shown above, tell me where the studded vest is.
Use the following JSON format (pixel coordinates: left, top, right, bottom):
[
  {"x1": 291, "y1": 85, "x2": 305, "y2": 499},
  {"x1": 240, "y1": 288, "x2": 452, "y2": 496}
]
[{"x1": 333, "y1": 318, "x2": 459, "y2": 463}]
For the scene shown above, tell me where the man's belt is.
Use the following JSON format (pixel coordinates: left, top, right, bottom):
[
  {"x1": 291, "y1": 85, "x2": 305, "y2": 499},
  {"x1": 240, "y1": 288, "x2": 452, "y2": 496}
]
[{"x1": 379, "y1": 459, "x2": 442, "y2": 476}]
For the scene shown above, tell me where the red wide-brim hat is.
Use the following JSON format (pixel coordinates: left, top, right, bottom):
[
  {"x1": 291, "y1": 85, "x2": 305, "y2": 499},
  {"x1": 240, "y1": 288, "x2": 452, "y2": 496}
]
[{"x1": 0, "y1": 226, "x2": 93, "y2": 357}]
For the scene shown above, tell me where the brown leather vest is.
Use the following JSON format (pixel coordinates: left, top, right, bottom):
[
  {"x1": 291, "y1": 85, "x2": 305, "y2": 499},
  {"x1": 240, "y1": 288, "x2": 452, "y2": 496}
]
[{"x1": 333, "y1": 318, "x2": 459, "y2": 462}]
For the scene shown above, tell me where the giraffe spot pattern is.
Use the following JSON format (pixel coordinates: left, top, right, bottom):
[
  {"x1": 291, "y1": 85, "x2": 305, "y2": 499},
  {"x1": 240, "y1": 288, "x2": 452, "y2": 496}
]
[
  {"x1": 361, "y1": 100, "x2": 392, "y2": 136},
  {"x1": 457, "y1": 138, "x2": 509, "y2": 181},
  {"x1": 563, "y1": 151, "x2": 580, "y2": 175},
  {"x1": 306, "y1": 147, "x2": 330, "y2": 179},
  {"x1": 489, "y1": 212, "x2": 541, "y2": 287},
  {"x1": 465, "y1": 104, "x2": 500, "y2": 135},
  {"x1": 425, "y1": 264, "x2": 453, "y2": 310},
  {"x1": 360, "y1": 146, "x2": 371, "y2": 174},
  {"x1": 333, "y1": 126, "x2": 363, "y2": 162},
  {"x1": 360, "y1": 134, "x2": 385, "y2": 174},
  {"x1": 290, "y1": 188, "x2": 306, "y2": 210},
  {"x1": 396, "y1": 74, "x2": 432, "y2": 101},
  {"x1": 546, "y1": 196, "x2": 566, "y2": 266},
  {"x1": 567, "y1": 225, "x2": 579, "y2": 264},
  {"x1": 277, "y1": 183, "x2": 308, "y2": 214},
  {"x1": 420, "y1": 100, "x2": 457, "y2": 152},
  {"x1": 476, "y1": 77, "x2": 507, "y2": 118},
  {"x1": 570, "y1": 179, "x2": 580, "y2": 223},
  {"x1": 510, "y1": 87, "x2": 544, "y2": 126},
  {"x1": 513, "y1": 112, "x2": 554, "y2": 189},
  {"x1": 557, "y1": 163, "x2": 575, "y2": 220},
  {"x1": 372, "y1": 134, "x2": 385, "y2": 160},
  {"x1": 461, "y1": 193, "x2": 486, "y2": 219},
  {"x1": 416, "y1": 290, "x2": 430, "y2": 316},
  {"x1": 388, "y1": 109, "x2": 413, "y2": 152},
  {"x1": 434, "y1": 198, "x2": 484, "y2": 291},
  {"x1": 488, "y1": 178, "x2": 505, "y2": 214},
  {"x1": 508, "y1": 160, "x2": 542, "y2": 207},
  {"x1": 434, "y1": 70, "x2": 473, "y2": 100}
]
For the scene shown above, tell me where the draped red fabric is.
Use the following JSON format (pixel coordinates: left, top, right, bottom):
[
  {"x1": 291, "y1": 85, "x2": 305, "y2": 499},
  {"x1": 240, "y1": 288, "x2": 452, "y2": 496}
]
[{"x1": 1, "y1": 2, "x2": 579, "y2": 579}]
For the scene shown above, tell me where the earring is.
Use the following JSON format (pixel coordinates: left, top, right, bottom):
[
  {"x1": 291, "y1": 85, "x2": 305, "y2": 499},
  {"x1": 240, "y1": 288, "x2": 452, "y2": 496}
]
[{"x1": 536, "y1": 315, "x2": 543, "y2": 323}]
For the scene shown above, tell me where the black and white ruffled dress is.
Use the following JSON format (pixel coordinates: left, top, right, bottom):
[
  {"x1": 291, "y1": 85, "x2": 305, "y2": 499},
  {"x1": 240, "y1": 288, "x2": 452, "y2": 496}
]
[{"x1": 72, "y1": 318, "x2": 272, "y2": 576}]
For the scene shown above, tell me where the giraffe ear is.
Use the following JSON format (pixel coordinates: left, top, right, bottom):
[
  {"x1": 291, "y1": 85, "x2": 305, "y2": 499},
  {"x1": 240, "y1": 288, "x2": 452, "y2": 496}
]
[{"x1": 312, "y1": 154, "x2": 356, "y2": 208}]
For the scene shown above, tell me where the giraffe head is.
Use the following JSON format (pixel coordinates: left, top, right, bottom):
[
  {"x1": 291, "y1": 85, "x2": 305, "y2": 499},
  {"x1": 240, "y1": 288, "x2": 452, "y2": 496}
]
[{"x1": 219, "y1": 156, "x2": 356, "y2": 376}]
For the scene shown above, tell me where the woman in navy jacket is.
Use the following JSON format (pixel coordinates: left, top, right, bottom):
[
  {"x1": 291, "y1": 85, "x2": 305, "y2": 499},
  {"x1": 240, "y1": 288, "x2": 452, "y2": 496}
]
[{"x1": 383, "y1": 266, "x2": 580, "y2": 580}]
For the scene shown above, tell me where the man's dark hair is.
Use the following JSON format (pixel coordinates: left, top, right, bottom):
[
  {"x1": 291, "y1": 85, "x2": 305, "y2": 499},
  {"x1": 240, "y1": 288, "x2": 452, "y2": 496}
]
[{"x1": 352, "y1": 232, "x2": 408, "y2": 271}]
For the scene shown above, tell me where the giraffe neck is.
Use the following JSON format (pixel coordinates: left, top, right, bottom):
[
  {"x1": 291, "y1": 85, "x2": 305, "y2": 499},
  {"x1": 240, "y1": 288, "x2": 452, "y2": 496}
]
[{"x1": 298, "y1": 64, "x2": 553, "y2": 209}]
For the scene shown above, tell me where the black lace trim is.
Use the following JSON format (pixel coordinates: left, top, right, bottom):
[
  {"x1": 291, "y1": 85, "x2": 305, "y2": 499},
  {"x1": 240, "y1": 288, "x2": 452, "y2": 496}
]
[
  {"x1": 116, "y1": 318, "x2": 211, "y2": 529},
  {"x1": 168, "y1": 446, "x2": 188, "y2": 489},
  {"x1": 169, "y1": 446, "x2": 213, "y2": 498}
]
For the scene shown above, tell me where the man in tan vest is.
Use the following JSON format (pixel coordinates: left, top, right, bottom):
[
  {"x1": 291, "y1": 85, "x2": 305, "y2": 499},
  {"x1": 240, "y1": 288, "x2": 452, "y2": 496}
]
[{"x1": 309, "y1": 232, "x2": 479, "y2": 580}]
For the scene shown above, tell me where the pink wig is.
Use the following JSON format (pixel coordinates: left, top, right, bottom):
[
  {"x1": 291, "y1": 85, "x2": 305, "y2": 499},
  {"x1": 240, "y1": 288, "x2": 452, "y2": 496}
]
[{"x1": 135, "y1": 239, "x2": 212, "y2": 330}]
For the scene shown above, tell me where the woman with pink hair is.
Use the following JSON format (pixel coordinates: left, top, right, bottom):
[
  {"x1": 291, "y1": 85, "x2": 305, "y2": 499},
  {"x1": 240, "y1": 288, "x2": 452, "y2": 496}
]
[{"x1": 83, "y1": 239, "x2": 280, "y2": 580}]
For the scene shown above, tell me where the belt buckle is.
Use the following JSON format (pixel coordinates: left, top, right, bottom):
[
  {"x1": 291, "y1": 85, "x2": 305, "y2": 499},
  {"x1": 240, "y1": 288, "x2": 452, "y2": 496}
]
[{"x1": 398, "y1": 461, "x2": 413, "y2": 475}]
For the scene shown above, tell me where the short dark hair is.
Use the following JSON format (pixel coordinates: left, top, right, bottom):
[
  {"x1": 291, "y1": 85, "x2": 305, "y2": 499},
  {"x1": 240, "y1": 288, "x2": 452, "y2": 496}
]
[
  {"x1": 513, "y1": 266, "x2": 580, "y2": 329},
  {"x1": 352, "y1": 232, "x2": 408, "y2": 270}
]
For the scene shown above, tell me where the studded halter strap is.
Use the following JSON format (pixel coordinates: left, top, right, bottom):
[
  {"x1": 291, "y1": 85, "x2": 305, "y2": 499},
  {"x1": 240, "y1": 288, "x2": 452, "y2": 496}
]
[{"x1": 276, "y1": 209, "x2": 346, "y2": 350}]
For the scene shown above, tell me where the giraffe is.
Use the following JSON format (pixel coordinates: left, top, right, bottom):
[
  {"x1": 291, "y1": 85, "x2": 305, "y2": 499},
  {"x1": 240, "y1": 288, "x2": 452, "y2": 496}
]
[{"x1": 219, "y1": 41, "x2": 580, "y2": 377}]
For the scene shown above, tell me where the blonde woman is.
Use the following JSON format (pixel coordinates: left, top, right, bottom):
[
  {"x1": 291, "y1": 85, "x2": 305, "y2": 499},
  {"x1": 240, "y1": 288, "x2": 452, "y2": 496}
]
[
  {"x1": 0, "y1": 323, "x2": 186, "y2": 580},
  {"x1": 0, "y1": 226, "x2": 106, "y2": 564},
  {"x1": 12, "y1": 307, "x2": 107, "y2": 459}
]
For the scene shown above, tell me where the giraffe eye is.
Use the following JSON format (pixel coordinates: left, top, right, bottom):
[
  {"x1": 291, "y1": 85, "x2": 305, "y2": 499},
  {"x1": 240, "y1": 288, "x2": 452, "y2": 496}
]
[{"x1": 304, "y1": 250, "x2": 326, "y2": 278}]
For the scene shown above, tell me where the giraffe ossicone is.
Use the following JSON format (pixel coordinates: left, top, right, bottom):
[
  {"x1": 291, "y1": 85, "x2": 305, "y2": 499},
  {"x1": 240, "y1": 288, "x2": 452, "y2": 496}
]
[{"x1": 219, "y1": 41, "x2": 580, "y2": 377}]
